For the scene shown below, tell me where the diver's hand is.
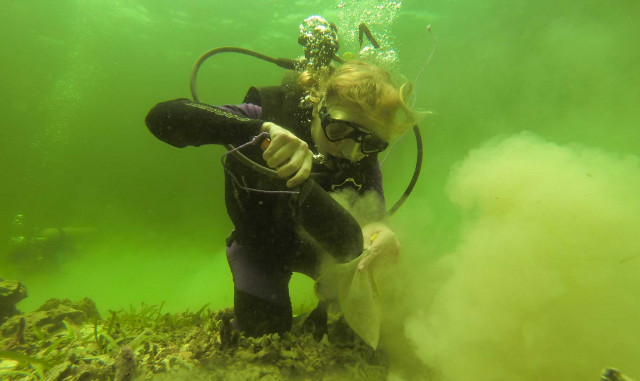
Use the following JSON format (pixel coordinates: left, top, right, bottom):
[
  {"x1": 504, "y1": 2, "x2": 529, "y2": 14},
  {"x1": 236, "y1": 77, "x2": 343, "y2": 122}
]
[
  {"x1": 357, "y1": 222, "x2": 400, "y2": 272},
  {"x1": 261, "y1": 122, "x2": 313, "y2": 188}
]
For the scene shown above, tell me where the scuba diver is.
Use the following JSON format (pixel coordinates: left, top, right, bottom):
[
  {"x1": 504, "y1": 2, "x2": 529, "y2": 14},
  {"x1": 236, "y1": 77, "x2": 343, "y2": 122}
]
[
  {"x1": 144, "y1": 16, "x2": 418, "y2": 338},
  {"x1": 8, "y1": 213, "x2": 96, "y2": 269}
]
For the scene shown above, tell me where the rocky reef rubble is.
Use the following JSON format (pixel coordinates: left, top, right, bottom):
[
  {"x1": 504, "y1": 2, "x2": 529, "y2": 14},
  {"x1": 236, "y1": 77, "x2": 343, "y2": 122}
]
[
  {"x1": 0, "y1": 280, "x2": 388, "y2": 380},
  {"x1": 0, "y1": 278, "x2": 27, "y2": 326}
]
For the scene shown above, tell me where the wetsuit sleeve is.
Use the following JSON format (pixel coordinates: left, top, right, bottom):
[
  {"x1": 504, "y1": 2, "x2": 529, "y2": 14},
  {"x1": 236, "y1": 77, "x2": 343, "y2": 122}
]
[{"x1": 145, "y1": 98, "x2": 265, "y2": 148}]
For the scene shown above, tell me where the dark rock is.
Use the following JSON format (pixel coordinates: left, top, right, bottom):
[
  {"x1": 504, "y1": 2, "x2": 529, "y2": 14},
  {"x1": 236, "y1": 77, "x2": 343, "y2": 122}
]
[
  {"x1": 74, "y1": 297, "x2": 101, "y2": 321},
  {"x1": 115, "y1": 345, "x2": 136, "y2": 381},
  {"x1": 37, "y1": 297, "x2": 100, "y2": 321},
  {"x1": 0, "y1": 297, "x2": 100, "y2": 340},
  {"x1": 0, "y1": 278, "x2": 28, "y2": 324}
]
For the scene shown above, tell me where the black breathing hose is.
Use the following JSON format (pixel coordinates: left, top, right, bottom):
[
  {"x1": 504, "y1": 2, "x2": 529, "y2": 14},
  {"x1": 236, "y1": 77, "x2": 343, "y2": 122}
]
[{"x1": 388, "y1": 126, "x2": 423, "y2": 215}]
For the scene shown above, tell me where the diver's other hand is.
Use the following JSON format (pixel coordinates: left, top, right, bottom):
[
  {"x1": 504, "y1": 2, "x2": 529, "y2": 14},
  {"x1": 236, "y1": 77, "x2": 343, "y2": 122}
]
[
  {"x1": 261, "y1": 122, "x2": 313, "y2": 188},
  {"x1": 358, "y1": 223, "x2": 400, "y2": 272}
]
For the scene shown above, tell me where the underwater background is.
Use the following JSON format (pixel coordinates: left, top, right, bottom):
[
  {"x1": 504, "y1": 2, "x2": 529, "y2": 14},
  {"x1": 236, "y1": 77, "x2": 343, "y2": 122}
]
[{"x1": 2, "y1": 0, "x2": 639, "y2": 379}]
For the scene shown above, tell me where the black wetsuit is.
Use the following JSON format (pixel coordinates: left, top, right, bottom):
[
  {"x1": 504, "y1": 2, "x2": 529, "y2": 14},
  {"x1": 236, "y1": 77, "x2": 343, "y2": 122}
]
[{"x1": 145, "y1": 85, "x2": 386, "y2": 336}]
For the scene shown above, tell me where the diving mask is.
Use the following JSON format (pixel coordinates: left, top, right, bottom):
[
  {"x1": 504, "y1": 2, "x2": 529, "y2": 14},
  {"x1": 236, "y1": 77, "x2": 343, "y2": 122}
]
[{"x1": 319, "y1": 106, "x2": 389, "y2": 155}]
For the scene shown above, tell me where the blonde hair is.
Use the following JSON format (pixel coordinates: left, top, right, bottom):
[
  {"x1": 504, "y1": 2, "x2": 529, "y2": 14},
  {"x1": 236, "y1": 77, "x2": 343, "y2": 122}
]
[{"x1": 300, "y1": 60, "x2": 416, "y2": 140}]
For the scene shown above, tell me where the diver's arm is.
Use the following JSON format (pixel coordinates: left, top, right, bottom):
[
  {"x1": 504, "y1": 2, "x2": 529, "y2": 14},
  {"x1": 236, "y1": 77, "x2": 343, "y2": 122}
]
[{"x1": 145, "y1": 98, "x2": 265, "y2": 148}]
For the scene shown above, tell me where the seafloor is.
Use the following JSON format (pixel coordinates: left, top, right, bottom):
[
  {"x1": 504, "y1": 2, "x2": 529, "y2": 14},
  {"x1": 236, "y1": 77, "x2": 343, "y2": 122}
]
[{"x1": 0, "y1": 278, "x2": 389, "y2": 381}]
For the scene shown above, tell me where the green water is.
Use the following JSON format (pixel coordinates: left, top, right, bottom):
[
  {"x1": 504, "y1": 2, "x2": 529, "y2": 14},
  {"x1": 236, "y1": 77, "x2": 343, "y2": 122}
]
[{"x1": 1, "y1": 0, "x2": 639, "y2": 378}]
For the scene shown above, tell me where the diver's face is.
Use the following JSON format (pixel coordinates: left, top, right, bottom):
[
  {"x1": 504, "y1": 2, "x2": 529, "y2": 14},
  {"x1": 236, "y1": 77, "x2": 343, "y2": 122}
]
[{"x1": 311, "y1": 100, "x2": 388, "y2": 162}]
